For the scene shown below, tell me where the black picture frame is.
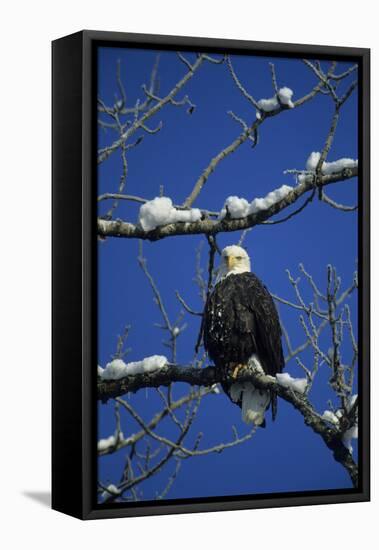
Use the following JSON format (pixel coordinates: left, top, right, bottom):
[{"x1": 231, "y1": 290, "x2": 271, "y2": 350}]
[{"x1": 52, "y1": 30, "x2": 370, "y2": 520}]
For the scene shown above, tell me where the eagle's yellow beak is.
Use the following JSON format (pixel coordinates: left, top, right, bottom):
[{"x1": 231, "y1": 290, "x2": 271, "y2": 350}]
[{"x1": 226, "y1": 256, "x2": 238, "y2": 270}]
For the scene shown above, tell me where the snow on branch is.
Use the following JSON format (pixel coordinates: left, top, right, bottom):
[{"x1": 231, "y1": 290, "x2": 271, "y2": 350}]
[
  {"x1": 138, "y1": 197, "x2": 201, "y2": 232},
  {"x1": 219, "y1": 185, "x2": 293, "y2": 219},
  {"x1": 97, "y1": 432, "x2": 124, "y2": 452},
  {"x1": 322, "y1": 395, "x2": 358, "y2": 454},
  {"x1": 100, "y1": 484, "x2": 121, "y2": 502},
  {"x1": 99, "y1": 355, "x2": 168, "y2": 380},
  {"x1": 97, "y1": 167, "x2": 357, "y2": 240},
  {"x1": 306, "y1": 152, "x2": 358, "y2": 174},
  {"x1": 296, "y1": 152, "x2": 358, "y2": 183},
  {"x1": 276, "y1": 372, "x2": 308, "y2": 394},
  {"x1": 257, "y1": 86, "x2": 294, "y2": 114},
  {"x1": 342, "y1": 424, "x2": 358, "y2": 454},
  {"x1": 179, "y1": 60, "x2": 357, "y2": 210}
]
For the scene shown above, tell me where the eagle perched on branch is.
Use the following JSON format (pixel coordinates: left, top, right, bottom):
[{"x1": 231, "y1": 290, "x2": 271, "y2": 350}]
[{"x1": 203, "y1": 245, "x2": 284, "y2": 427}]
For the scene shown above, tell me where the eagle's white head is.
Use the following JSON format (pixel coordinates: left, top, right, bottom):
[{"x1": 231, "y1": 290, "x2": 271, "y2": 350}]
[{"x1": 216, "y1": 245, "x2": 251, "y2": 283}]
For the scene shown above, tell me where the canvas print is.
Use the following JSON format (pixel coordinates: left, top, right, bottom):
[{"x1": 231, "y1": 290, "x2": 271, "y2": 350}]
[{"x1": 96, "y1": 45, "x2": 360, "y2": 505}]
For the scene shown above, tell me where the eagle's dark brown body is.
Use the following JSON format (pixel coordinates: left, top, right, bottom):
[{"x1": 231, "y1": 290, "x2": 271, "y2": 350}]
[{"x1": 203, "y1": 271, "x2": 284, "y2": 421}]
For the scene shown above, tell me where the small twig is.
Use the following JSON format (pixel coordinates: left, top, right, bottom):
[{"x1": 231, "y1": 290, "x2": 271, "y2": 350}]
[
  {"x1": 262, "y1": 190, "x2": 315, "y2": 225},
  {"x1": 175, "y1": 291, "x2": 202, "y2": 316},
  {"x1": 116, "y1": 59, "x2": 127, "y2": 108},
  {"x1": 321, "y1": 190, "x2": 358, "y2": 212},
  {"x1": 98, "y1": 54, "x2": 205, "y2": 164},
  {"x1": 269, "y1": 62, "x2": 279, "y2": 94},
  {"x1": 225, "y1": 55, "x2": 260, "y2": 109},
  {"x1": 177, "y1": 52, "x2": 193, "y2": 72},
  {"x1": 138, "y1": 241, "x2": 172, "y2": 332},
  {"x1": 329, "y1": 65, "x2": 358, "y2": 81}
]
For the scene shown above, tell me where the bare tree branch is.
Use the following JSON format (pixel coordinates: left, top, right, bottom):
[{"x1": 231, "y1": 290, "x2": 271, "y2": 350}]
[{"x1": 98, "y1": 54, "x2": 205, "y2": 164}]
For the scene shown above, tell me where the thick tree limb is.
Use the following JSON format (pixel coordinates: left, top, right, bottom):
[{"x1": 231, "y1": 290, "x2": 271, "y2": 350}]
[
  {"x1": 97, "y1": 167, "x2": 357, "y2": 241},
  {"x1": 98, "y1": 364, "x2": 217, "y2": 401},
  {"x1": 97, "y1": 364, "x2": 358, "y2": 486}
]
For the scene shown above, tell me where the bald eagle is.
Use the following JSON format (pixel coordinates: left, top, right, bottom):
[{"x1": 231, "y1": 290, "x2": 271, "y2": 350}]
[{"x1": 202, "y1": 245, "x2": 284, "y2": 427}]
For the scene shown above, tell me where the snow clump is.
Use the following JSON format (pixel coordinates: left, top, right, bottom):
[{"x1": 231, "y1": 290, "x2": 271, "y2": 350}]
[
  {"x1": 276, "y1": 372, "x2": 307, "y2": 394},
  {"x1": 306, "y1": 151, "x2": 358, "y2": 174},
  {"x1": 97, "y1": 432, "x2": 124, "y2": 452},
  {"x1": 257, "y1": 86, "x2": 295, "y2": 113},
  {"x1": 321, "y1": 394, "x2": 358, "y2": 454},
  {"x1": 219, "y1": 185, "x2": 293, "y2": 220},
  {"x1": 138, "y1": 197, "x2": 202, "y2": 231},
  {"x1": 101, "y1": 484, "x2": 121, "y2": 501},
  {"x1": 99, "y1": 355, "x2": 168, "y2": 380},
  {"x1": 297, "y1": 152, "x2": 358, "y2": 183}
]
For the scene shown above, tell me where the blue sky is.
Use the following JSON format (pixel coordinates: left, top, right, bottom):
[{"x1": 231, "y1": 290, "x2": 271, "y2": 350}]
[{"x1": 97, "y1": 46, "x2": 358, "y2": 501}]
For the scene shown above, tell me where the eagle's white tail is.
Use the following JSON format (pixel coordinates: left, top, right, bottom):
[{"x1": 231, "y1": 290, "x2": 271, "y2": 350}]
[
  {"x1": 229, "y1": 354, "x2": 271, "y2": 426},
  {"x1": 230, "y1": 382, "x2": 270, "y2": 426}
]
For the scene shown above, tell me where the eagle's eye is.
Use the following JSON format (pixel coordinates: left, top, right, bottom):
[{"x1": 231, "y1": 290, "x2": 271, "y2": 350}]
[{"x1": 235, "y1": 256, "x2": 242, "y2": 260}]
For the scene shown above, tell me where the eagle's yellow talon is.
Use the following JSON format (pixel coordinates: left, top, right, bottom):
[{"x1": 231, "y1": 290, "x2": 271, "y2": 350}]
[{"x1": 232, "y1": 364, "x2": 245, "y2": 378}]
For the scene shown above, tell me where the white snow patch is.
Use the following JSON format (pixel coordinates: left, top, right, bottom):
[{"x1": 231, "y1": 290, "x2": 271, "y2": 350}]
[
  {"x1": 342, "y1": 394, "x2": 358, "y2": 453},
  {"x1": 221, "y1": 196, "x2": 250, "y2": 219},
  {"x1": 305, "y1": 152, "x2": 358, "y2": 175},
  {"x1": 322, "y1": 410, "x2": 339, "y2": 425},
  {"x1": 322, "y1": 394, "x2": 358, "y2": 453},
  {"x1": 101, "y1": 484, "x2": 121, "y2": 501},
  {"x1": 297, "y1": 153, "x2": 358, "y2": 185},
  {"x1": 97, "y1": 432, "x2": 124, "y2": 452},
  {"x1": 257, "y1": 96, "x2": 278, "y2": 113},
  {"x1": 276, "y1": 372, "x2": 307, "y2": 394},
  {"x1": 138, "y1": 196, "x2": 202, "y2": 231},
  {"x1": 100, "y1": 355, "x2": 168, "y2": 380},
  {"x1": 257, "y1": 86, "x2": 294, "y2": 112},
  {"x1": 347, "y1": 394, "x2": 357, "y2": 411},
  {"x1": 277, "y1": 87, "x2": 294, "y2": 107},
  {"x1": 306, "y1": 151, "x2": 321, "y2": 172},
  {"x1": 342, "y1": 425, "x2": 358, "y2": 454},
  {"x1": 249, "y1": 186, "x2": 293, "y2": 214},
  {"x1": 219, "y1": 185, "x2": 293, "y2": 220},
  {"x1": 98, "y1": 365, "x2": 104, "y2": 376},
  {"x1": 100, "y1": 358, "x2": 128, "y2": 380}
]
